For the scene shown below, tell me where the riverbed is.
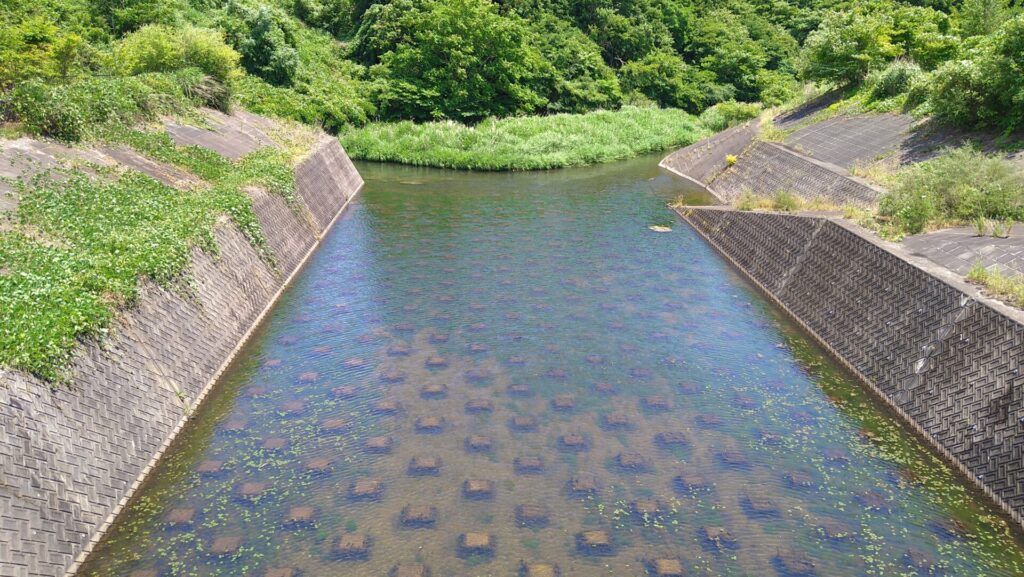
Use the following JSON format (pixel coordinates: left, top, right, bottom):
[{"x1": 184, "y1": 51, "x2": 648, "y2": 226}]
[{"x1": 81, "y1": 153, "x2": 1024, "y2": 577}]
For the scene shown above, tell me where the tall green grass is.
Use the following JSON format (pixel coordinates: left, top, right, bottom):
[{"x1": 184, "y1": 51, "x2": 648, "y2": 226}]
[{"x1": 340, "y1": 106, "x2": 711, "y2": 170}]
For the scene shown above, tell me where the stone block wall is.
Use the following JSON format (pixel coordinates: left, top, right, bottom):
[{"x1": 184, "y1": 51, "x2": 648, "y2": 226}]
[
  {"x1": 678, "y1": 207, "x2": 1024, "y2": 527},
  {"x1": 0, "y1": 137, "x2": 363, "y2": 577}
]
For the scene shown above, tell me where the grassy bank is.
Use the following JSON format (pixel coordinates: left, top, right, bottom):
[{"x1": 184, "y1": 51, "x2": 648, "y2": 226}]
[
  {"x1": 0, "y1": 126, "x2": 304, "y2": 382},
  {"x1": 340, "y1": 107, "x2": 711, "y2": 170}
]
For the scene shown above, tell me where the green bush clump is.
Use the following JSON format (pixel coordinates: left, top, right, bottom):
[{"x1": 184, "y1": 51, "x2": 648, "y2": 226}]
[
  {"x1": 928, "y1": 16, "x2": 1024, "y2": 131},
  {"x1": 867, "y1": 59, "x2": 923, "y2": 100},
  {"x1": 9, "y1": 80, "x2": 86, "y2": 141},
  {"x1": 799, "y1": 3, "x2": 954, "y2": 86},
  {"x1": 699, "y1": 100, "x2": 762, "y2": 132},
  {"x1": 878, "y1": 147, "x2": 1024, "y2": 235},
  {"x1": 0, "y1": 15, "x2": 93, "y2": 89},
  {"x1": 340, "y1": 106, "x2": 709, "y2": 170},
  {"x1": 220, "y1": 1, "x2": 300, "y2": 87},
  {"x1": 116, "y1": 25, "x2": 240, "y2": 85},
  {"x1": 619, "y1": 50, "x2": 713, "y2": 112},
  {"x1": 9, "y1": 73, "x2": 195, "y2": 141},
  {"x1": 370, "y1": 0, "x2": 548, "y2": 122}
]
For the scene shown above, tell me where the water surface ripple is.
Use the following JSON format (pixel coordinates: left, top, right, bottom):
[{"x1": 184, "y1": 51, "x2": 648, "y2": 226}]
[{"x1": 82, "y1": 154, "x2": 1024, "y2": 577}]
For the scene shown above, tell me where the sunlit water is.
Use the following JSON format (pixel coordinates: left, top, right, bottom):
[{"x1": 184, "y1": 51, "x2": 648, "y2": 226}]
[{"x1": 82, "y1": 154, "x2": 1024, "y2": 577}]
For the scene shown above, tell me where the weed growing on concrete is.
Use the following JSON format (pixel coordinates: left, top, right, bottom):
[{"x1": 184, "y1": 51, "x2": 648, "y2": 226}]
[
  {"x1": 968, "y1": 263, "x2": 1024, "y2": 308},
  {"x1": 772, "y1": 190, "x2": 800, "y2": 211},
  {"x1": 973, "y1": 216, "x2": 989, "y2": 237}
]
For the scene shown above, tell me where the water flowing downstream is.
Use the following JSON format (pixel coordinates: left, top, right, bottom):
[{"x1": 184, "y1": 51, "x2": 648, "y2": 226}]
[{"x1": 82, "y1": 154, "x2": 1024, "y2": 577}]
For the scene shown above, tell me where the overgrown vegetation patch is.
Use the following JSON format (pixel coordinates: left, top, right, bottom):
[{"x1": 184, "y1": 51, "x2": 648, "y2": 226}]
[
  {"x1": 0, "y1": 131, "x2": 297, "y2": 382},
  {"x1": 865, "y1": 148, "x2": 1024, "y2": 238},
  {"x1": 968, "y1": 263, "x2": 1024, "y2": 308},
  {"x1": 340, "y1": 107, "x2": 711, "y2": 170}
]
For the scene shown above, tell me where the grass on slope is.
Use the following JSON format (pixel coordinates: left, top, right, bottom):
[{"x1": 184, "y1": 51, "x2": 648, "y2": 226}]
[
  {"x1": 0, "y1": 129, "x2": 298, "y2": 382},
  {"x1": 340, "y1": 106, "x2": 710, "y2": 170}
]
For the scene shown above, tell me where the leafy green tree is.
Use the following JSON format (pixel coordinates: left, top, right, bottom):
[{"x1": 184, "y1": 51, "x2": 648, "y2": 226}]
[
  {"x1": 688, "y1": 10, "x2": 769, "y2": 101},
  {"x1": 956, "y1": 0, "x2": 1012, "y2": 38},
  {"x1": 799, "y1": 9, "x2": 901, "y2": 84},
  {"x1": 220, "y1": 2, "x2": 299, "y2": 86},
  {"x1": 929, "y1": 15, "x2": 1024, "y2": 131},
  {"x1": 531, "y1": 15, "x2": 622, "y2": 112},
  {"x1": 588, "y1": 7, "x2": 671, "y2": 66},
  {"x1": 618, "y1": 49, "x2": 712, "y2": 111},
  {"x1": 372, "y1": 0, "x2": 547, "y2": 121},
  {"x1": 292, "y1": 0, "x2": 358, "y2": 39},
  {"x1": 350, "y1": 0, "x2": 422, "y2": 65},
  {"x1": 889, "y1": 4, "x2": 957, "y2": 69}
]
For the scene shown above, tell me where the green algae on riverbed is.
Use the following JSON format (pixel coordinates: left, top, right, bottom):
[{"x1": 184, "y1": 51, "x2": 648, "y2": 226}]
[{"x1": 81, "y1": 154, "x2": 1024, "y2": 577}]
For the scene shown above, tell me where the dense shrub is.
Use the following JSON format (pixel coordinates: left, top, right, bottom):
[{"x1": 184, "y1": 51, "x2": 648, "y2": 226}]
[
  {"x1": 928, "y1": 16, "x2": 1024, "y2": 131},
  {"x1": 116, "y1": 25, "x2": 240, "y2": 84},
  {"x1": 90, "y1": 0, "x2": 181, "y2": 34},
  {"x1": 698, "y1": 100, "x2": 762, "y2": 131},
  {"x1": 878, "y1": 148, "x2": 1024, "y2": 235},
  {"x1": 234, "y1": 71, "x2": 373, "y2": 130},
  {"x1": 799, "y1": 10, "x2": 901, "y2": 84},
  {"x1": 292, "y1": 0, "x2": 357, "y2": 39},
  {"x1": 10, "y1": 74, "x2": 193, "y2": 141},
  {"x1": 0, "y1": 16, "x2": 92, "y2": 89},
  {"x1": 756, "y1": 69, "x2": 797, "y2": 105},
  {"x1": 9, "y1": 80, "x2": 86, "y2": 141},
  {"x1": 867, "y1": 59, "x2": 923, "y2": 100}
]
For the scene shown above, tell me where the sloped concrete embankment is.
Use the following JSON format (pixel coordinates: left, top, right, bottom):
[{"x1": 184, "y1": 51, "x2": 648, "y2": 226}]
[
  {"x1": 660, "y1": 121, "x2": 882, "y2": 207},
  {"x1": 659, "y1": 120, "x2": 758, "y2": 187},
  {"x1": 0, "y1": 133, "x2": 363, "y2": 577},
  {"x1": 677, "y1": 206, "x2": 1024, "y2": 529}
]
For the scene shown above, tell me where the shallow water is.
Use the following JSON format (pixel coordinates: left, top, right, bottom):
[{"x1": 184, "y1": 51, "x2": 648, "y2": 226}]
[{"x1": 82, "y1": 153, "x2": 1024, "y2": 577}]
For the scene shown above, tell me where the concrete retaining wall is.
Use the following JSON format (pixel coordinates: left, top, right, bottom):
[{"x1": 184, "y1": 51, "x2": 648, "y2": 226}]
[
  {"x1": 677, "y1": 207, "x2": 1024, "y2": 528},
  {"x1": 660, "y1": 124, "x2": 883, "y2": 207},
  {"x1": 659, "y1": 121, "x2": 756, "y2": 187},
  {"x1": 0, "y1": 138, "x2": 363, "y2": 577},
  {"x1": 711, "y1": 142, "x2": 881, "y2": 206}
]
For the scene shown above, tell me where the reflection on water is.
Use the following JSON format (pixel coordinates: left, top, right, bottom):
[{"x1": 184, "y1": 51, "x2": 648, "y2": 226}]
[{"x1": 82, "y1": 154, "x2": 1024, "y2": 577}]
